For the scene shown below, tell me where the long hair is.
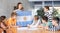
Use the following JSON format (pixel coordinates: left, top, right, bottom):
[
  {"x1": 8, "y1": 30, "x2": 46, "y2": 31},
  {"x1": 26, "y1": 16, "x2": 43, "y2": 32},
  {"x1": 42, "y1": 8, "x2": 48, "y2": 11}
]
[{"x1": 17, "y1": 2, "x2": 22, "y2": 9}]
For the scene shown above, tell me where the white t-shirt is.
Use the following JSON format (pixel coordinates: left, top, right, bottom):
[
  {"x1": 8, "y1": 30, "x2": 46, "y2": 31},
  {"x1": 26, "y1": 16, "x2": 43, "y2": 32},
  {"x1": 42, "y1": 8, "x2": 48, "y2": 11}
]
[{"x1": 30, "y1": 19, "x2": 41, "y2": 28}]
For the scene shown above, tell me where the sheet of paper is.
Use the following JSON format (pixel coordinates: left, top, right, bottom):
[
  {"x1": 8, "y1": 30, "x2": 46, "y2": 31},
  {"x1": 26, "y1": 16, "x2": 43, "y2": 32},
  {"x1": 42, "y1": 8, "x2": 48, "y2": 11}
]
[
  {"x1": 17, "y1": 27, "x2": 28, "y2": 30},
  {"x1": 28, "y1": 27, "x2": 38, "y2": 30}
]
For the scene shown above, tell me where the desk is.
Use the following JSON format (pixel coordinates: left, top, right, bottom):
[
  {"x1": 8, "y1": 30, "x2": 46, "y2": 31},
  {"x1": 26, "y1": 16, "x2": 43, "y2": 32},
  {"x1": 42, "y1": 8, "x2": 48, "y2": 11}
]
[
  {"x1": 6, "y1": 27, "x2": 60, "y2": 33},
  {"x1": 0, "y1": 28, "x2": 3, "y2": 33},
  {"x1": 17, "y1": 27, "x2": 60, "y2": 33}
]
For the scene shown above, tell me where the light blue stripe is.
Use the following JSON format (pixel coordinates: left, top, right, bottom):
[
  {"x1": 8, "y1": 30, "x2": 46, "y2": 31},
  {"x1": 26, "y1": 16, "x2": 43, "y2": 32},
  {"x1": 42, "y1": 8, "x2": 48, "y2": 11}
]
[
  {"x1": 16, "y1": 10, "x2": 32, "y2": 27},
  {"x1": 16, "y1": 21, "x2": 33, "y2": 27},
  {"x1": 16, "y1": 11, "x2": 32, "y2": 16}
]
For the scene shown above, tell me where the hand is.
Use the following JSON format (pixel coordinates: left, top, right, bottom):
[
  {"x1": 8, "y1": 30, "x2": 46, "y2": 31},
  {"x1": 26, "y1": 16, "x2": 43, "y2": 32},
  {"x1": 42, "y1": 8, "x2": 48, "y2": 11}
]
[
  {"x1": 38, "y1": 25, "x2": 43, "y2": 28},
  {"x1": 44, "y1": 26, "x2": 49, "y2": 30}
]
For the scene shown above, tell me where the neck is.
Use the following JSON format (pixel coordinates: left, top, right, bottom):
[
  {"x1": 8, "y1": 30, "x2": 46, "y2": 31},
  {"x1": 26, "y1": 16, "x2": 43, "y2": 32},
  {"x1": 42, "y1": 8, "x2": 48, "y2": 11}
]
[
  {"x1": 18, "y1": 8, "x2": 21, "y2": 10},
  {"x1": 45, "y1": 10, "x2": 49, "y2": 12},
  {"x1": 44, "y1": 21, "x2": 47, "y2": 23}
]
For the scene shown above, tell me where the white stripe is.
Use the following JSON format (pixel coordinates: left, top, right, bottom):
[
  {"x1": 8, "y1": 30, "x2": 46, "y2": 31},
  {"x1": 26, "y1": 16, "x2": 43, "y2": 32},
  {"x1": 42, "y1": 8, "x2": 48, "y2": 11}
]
[{"x1": 17, "y1": 16, "x2": 33, "y2": 22}]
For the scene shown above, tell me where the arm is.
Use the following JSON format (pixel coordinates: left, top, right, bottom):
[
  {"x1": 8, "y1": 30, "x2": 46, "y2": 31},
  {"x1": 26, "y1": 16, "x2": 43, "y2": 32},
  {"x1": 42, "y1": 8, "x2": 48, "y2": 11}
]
[
  {"x1": 44, "y1": 22, "x2": 52, "y2": 30},
  {"x1": 1, "y1": 23, "x2": 7, "y2": 29},
  {"x1": 33, "y1": 20, "x2": 41, "y2": 27}
]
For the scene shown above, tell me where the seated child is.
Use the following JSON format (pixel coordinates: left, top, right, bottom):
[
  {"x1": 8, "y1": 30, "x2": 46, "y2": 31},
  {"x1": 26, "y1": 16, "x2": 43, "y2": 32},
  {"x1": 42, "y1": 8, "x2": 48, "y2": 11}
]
[
  {"x1": 28, "y1": 15, "x2": 41, "y2": 28},
  {"x1": 49, "y1": 17, "x2": 60, "y2": 31},
  {"x1": 7, "y1": 12, "x2": 17, "y2": 33},
  {"x1": 0, "y1": 16, "x2": 7, "y2": 33},
  {"x1": 7, "y1": 12, "x2": 16, "y2": 27},
  {"x1": 38, "y1": 16, "x2": 52, "y2": 29}
]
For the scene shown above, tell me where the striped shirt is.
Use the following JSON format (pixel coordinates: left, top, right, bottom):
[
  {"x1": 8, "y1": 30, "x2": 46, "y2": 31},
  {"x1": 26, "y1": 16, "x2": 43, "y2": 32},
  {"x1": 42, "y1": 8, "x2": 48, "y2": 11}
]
[{"x1": 44, "y1": 10, "x2": 53, "y2": 22}]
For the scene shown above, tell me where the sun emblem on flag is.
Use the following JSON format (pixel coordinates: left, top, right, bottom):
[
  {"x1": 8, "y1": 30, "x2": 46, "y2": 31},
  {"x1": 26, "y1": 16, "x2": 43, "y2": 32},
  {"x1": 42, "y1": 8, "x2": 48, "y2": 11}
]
[{"x1": 23, "y1": 16, "x2": 27, "y2": 21}]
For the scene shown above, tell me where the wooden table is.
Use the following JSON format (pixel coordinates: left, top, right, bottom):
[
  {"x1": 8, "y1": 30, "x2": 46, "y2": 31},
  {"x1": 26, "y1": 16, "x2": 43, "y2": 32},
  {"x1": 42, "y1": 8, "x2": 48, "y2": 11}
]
[
  {"x1": 17, "y1": 27, "x2": 60, "y2": 33},
  {"x1": 6, "y1": 27, "x2": 60, "y2": 33}
]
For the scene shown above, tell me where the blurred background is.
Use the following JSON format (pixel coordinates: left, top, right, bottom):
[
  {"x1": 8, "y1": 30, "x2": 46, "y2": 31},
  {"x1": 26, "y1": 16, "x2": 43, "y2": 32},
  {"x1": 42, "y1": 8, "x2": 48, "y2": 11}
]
[{"x1": 0, "y1": 0, "x2": 60, "y2": 18}]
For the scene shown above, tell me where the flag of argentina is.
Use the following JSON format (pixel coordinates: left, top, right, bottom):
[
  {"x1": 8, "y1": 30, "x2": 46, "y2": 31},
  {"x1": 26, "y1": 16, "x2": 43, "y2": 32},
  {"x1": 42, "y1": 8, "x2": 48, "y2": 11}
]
[{"x1": 16, "y1": 10, "x2": 33, "y2": 27}]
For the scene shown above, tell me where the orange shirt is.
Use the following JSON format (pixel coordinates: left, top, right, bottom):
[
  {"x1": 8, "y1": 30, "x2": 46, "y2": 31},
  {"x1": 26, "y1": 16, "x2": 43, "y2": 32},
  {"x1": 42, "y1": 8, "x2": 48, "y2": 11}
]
[
  {"x1": 6, "y1": 17, "x2": 17, "y2": 33},
  {"x1": 7, "y1": 18, "x2": 16, "y2": 26}
]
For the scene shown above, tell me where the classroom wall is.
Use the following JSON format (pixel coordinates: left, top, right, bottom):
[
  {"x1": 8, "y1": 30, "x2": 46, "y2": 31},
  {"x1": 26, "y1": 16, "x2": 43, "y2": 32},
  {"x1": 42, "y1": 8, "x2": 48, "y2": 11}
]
[
  {"x1": 0, "y1": 0, "x2": 32, "y2": 18},
  {"x1": 0, "y1": 0, "x2": 8, "y2": 17}
]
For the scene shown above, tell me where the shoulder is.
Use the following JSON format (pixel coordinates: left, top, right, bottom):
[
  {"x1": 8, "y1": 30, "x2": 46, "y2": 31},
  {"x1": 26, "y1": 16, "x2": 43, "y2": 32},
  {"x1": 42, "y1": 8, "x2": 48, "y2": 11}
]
[
  {"x1": 48, "y1": 10, "x2": 53, "y2": 14},
  {"x1": 13, "y1": 9, "x2": 21, "y2": 12},
  {"x1": 47, "y1": 22, "x2": 52, "y2": 26},
  {"x1": 7, "y1": 18, "x2": 12, "y2": 21},
  {"x1": 13, "y1": 9, "x2": 18, "y2": 12}
]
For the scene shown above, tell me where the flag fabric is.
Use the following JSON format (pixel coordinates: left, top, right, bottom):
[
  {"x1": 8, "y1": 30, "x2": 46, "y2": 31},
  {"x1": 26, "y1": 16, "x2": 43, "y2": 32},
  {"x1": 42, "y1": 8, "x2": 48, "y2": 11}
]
[{"x1": 16, "y1": 10, "x2": 33, "y2": 27}]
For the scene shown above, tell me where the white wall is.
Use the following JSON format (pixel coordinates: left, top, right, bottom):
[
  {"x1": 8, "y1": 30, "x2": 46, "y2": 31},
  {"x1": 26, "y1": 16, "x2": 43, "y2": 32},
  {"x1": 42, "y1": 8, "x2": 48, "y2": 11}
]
[
  {"x1": 0, "y1": 0, "x2": 32, "y2": 18},
  {"x1": 0, "y1": 0, "x2": 8, "y2": 17}
]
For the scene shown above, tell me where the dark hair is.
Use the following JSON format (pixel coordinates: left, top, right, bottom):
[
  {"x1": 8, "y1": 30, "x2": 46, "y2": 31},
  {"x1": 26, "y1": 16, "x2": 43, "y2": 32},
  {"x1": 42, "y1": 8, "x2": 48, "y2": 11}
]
[
  {"x1": 14, "y1": 6, "x2": 17, "y2": 10},
  {"x1": 44, "y1": 6, "x2": 49, "y2": 10},
  {"x1": 0, "y1": 17, "x2": 2, "y2": 22},
  {"x1": 52, "y1": 17, "x2": 60, "y2": 24},
  {"x1": 0, "y1": 16, "x2": 7, "y2": 26},
  {"x1": 17, "y1": 2, "x2": 22, "y2": 9},
  {"x1": 42, "y1": 16, "x2": 48, "y2": 22},
  {"x1": 1, "y1": 16, "x2": 6, "y2": 20},
  {"x1": 11, "y1": 12, "x2": 16, "y2": 17},
  {"x1": 34, "y1": 15, "x2": 39, "y2": 20}
]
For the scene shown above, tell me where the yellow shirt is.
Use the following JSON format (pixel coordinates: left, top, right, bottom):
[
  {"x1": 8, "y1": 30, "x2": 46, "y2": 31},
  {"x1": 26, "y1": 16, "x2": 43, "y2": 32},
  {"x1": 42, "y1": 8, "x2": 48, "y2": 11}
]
[
  {"x1": 7, "y1": 17, "x2": 17, "y2": 33},
  {"x1": 7, "y1": 18, "x2": 16, "y2": 26}
]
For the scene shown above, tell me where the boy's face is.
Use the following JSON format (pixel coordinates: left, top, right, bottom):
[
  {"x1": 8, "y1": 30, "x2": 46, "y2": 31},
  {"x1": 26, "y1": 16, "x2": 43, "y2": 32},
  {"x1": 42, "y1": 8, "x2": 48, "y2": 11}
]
[
  {"x1": 44, "y1": 8, "x2": 48, "y2": 12},
  {"x1": 12, "y1": 15, "x2": 16, "y2": 19},
  {"x1": 42, "y1": 19, "x2": 46, "y2": 23},
  {"x1": 34, "y1": 16, "x2": 38, "y2": 20},
  {"x1": 52, "y1": 20, "x2": 57, "y2": 25}
]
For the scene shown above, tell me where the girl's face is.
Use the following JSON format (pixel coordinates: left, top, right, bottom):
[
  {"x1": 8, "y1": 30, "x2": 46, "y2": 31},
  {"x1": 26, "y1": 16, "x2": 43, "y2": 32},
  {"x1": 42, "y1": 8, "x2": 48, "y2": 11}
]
[
  {"x1": 42, "y1": 19, "x2": 46, "y2": 23},
  {"x1": 12, "y1": 15, "x2": 16, "y2": 19},
  {"x1": 44, "y1": 8, "x2": 48, "y2": 12},
  {"x1": 34, "y1": 17, "x2": 38, "y2": 20},
  {"x1": 52, "y1": 20, "x2": 57, "y2": 25},
  {"x1": 18, "y1": 4, "x2": 23, "y2": 9}
]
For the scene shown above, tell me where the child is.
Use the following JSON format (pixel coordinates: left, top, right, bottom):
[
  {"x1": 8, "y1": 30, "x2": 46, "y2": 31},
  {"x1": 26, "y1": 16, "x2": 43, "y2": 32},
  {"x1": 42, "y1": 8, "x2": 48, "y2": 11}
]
[
  {"x1": 7, "y1": 12, "x2": 16, "y2": 27},
  {"x1": 49, "y1": 17, "x2": 60, "y2": 31},
  {"x1": 44, "y1": 6, "x2": 53, "y2": 22},
  {"x1": 0, "y1": 16, "x2": 7, "y2": 33},
  {"x1": 28, "y1": 15, "x2": 41, "y2": 28},
  {"x1": 7, "y1": 12, "x2": 17, "y2": 33},
  {"x1": 1, "y1": 16, "x2": 7, "y2": 25},
  {"x1": 39, "y1": 16, "x2": 52, "y2": 29}
]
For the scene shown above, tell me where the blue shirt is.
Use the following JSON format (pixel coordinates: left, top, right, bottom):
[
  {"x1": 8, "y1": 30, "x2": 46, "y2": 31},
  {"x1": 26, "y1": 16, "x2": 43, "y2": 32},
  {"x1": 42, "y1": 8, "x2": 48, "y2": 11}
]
[
  {"x1": 42, "y1": 22, "x2": 52, "y2": 27},
  {"x1": 49, "y1": 24, "x2": 60, "y2": 31}
]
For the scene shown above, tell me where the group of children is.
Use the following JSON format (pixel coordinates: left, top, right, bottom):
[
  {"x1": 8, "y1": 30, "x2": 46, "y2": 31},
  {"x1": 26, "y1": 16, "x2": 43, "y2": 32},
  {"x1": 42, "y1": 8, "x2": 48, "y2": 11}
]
[
  {"x1": 28, "y1": 6, "x2": 60, "y2": 31},
  {"x1": 0, "y1": 2, "x2": 60, "y2": 33},
  {"x1": 28, "y1": 15, "x2": 60, "y2": 31},
  {"x1": 0, "y1": 12, "x2": 17, "y2": 33},
  {"x1": 39, "y1": 16, "x2": 60, "y2": 31},
  {"x1": 0, "y1": 13, "x2": 60, "y2": 33}
]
